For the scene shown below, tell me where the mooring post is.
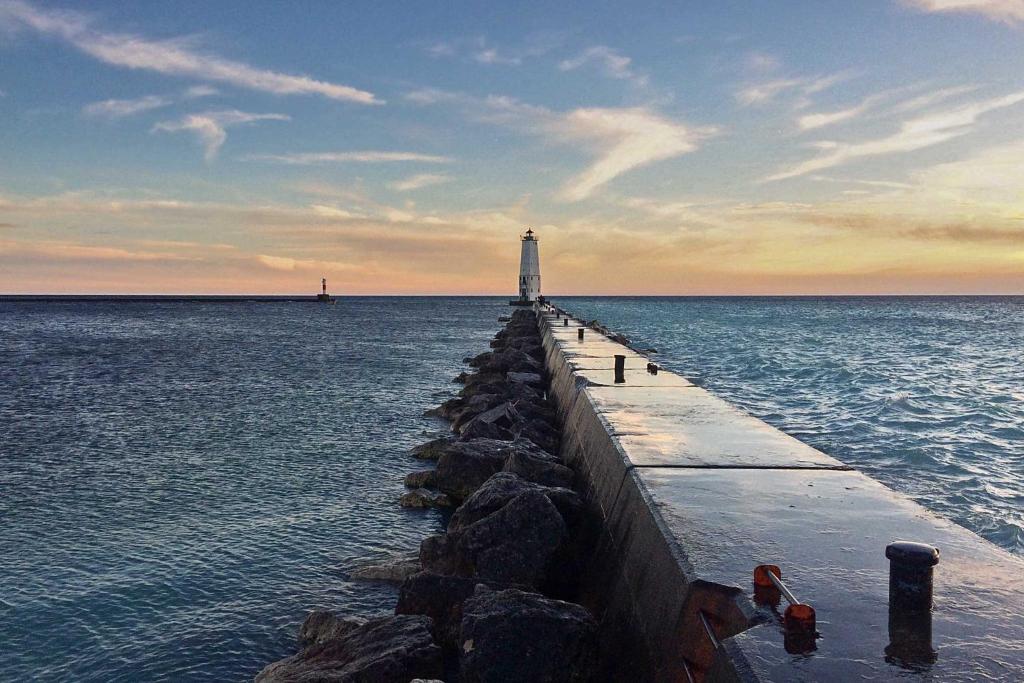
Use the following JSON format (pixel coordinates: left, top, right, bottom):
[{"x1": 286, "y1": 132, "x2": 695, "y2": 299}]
[
  {"x1": 578, "y1": 328, "x2": 584, "y2": 341},
  {"x1": 563, "y1": 318, "x2": 568, "y2": 327},
  {"x1": 886, "y1": 542, "x2": 939, "y2": 611},
  {"x1": 614, "y1": 354, "x2": 626, "y2": 383}
]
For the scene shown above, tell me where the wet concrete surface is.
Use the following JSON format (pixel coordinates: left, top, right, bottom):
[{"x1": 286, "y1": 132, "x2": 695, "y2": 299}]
[{"x1": 539, "y1": 306, "x2": 1024, "y2": 682}]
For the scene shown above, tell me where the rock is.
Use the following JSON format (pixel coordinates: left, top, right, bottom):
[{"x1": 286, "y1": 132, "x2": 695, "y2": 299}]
[
  {"x1": 512, "y1": 419, "x2": 560, "y2": 454},
  {"x1": 454, "y1": 489, "x2": 567, "y2": 586},
  {"x1": 448, "y1": 472, "x2": 583, "y2": 534},
  {"x1": 396, "y1": 572, "x2": 506, "y2": 650},
  {"x1": 419, "y1": 489, "x2": 568, "y2": 588},
  {"x1": 349, "y1": 551, "x2": 420, "y2": 583},
  {"x1": 400, "y1": 489, "x2": 453, "y2": 509},
  {"x1": 453, "y1": 371, "x2": 471, "y2": 384},
  {"x1": 457, "y1": 402, "x2": 520, "y2": 439},
  {"x1": 471, "y1": 348, "x2": 541, "y2": 374},
  {"x1": 450, "y1": 394, "x2": 504, "y2": 432},
  {"x1": 410, "y1": 436, "x2": 454, "y2": 461},
  {"x1": 255, "y1": 614, "x2": 443, "y2": 683},
  {"x1": 504, "y1": 447, "x2": 574, "y2": 488},
  {"x1": 459, "y1": 586, "x2": 598, "y2": 683},
  {"x1": 506, "y1": 371, "x2": 543, "y2": 386},
  {"x1": 419, "y1": 534, "x2": 463, "y2": 576},
  {"x1": 432, "y1": 439, "x2": 511, "y2": 499},
  {"x1": 458, "y1": 417, "x2": 513, "y2": 442},
  {"x1": 405, "y1": 470, "x2": 437, "y2": 489},
  {"x1": 298, "y1": 610, "x2": 367, "y2": 648},
  {"x1": 424, "y1": 397, "x2": 463, "y2": 419}
]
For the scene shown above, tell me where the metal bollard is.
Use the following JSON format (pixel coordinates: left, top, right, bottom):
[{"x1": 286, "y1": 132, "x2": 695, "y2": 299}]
[
  {"x1": 578, "y1": 328, "x2": 584, "y2": 341},
  {"x1": 563, "y1": 318, "x2": 568, "y2": 327},
  {"x1": 647, "y1": 362, "x2": 659, "y2": 374},
  {"x1": 614, "y1": 354, "x2": 626, "y2": 383},
  {"x1": 886, "y1": 541, "x2": 939, "y2": 612}
]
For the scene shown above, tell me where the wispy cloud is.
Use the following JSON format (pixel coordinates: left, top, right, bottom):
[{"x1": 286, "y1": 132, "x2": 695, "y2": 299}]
[
  {"x1": 0, "y1": 0, "x2": 381, "y2": 103},
  {"x1": 797, "y1": 91, "x2": 894, "y2": 130},
  {"x1": 554, "y1": 107, "x2": 713, "y2": 201},
  {"x1": 153, "y1": 110, "x2": 289, "y2": 161},
  {"x1": 389, "y1": 173, "x2": 452, "y2": 191},
  {"x1": 404, "y1": 87, "x2": 710, "y2": 201},
  {"x1": 766, "y1": 90, "x2": 1024, "y2": 181},
  {"x1": 736, "y1": 71, "x2": 855, "y2": 107},
  {"x1": 82, "y1": 84, "x2": 217, "y2": 119},
  {"x1": 559, "y1": 46, "x2": 648, "y2": 86},
  {"x1": 890, "y1": 84, "x2": 979, "y2": 113},
  {"x1": 901, "y1": 0, "x2": 1024, "y2": 24},
  {"x1": 84, "y1": 94, "x2": 172, "y2": 119},
  {"x1": 243, "y1": 151, "x2": 452, "y2": 165},
  {"x1": 474, "y1": 47, "x2": 521, "y2": 65}
]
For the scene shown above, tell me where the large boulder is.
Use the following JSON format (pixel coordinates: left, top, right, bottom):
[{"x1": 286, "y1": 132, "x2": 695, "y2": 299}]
[
  {"x1": 400, "y1": 488, "x2": 453, "y2": 509},
  {"x1": 448, "y1": 472, "x2": 582, "y2": 534},
  {"x1": 432, "y1": 439, "x2": 511, "y2": 499},
  {"x1": 298, "y1": 611, "x2": 367, "y2": 648},
  {"x1": 503, "y1": 447, "x2": 574, "y2": 489},
  {"x1": 255, "y1": 615, "x2": 443, "y2": 683},
  {"x1": 458, "y1": 586, "x2": 598, "y2": 683},
  {"x1": 426, "y1": 489, "x2": 567, "y2": 587},
  {"x1": 349, "y1": 552, "x2": 421, "y2": 583},
  {"x1": 512, "y1": 419, "x2": 560, "y2": 454},
  {"x1": 404, "y1": 470, "x2": 436, "y2": 489},
  {"x1": 410, "y1": 436, "x2": 454, "y2": 461},
  {"x1": 396, "y1": 572, "x2": 507, "y2": 650}
]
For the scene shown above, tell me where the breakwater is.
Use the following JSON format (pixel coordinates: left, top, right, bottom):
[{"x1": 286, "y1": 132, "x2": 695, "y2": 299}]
[
  {"x1": 252, "y1": 303, "x2": 1024, "y2": 682},
  {"x1": 256, "y1": 309, "x2": 606, "y2": 681},
  {"x1": 540, "y1": 305, "x2": 1024, "y2": 681}
]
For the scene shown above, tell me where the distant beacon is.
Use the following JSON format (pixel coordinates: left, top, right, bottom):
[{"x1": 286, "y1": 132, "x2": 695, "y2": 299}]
[{"x1": 515, "y1": 228, "x2": 541, "y2": 305}]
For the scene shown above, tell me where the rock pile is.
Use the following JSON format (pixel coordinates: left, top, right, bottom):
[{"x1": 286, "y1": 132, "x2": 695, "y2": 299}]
[{"x1": 255, "y1": 308, "x2": 600, "y2": 683}]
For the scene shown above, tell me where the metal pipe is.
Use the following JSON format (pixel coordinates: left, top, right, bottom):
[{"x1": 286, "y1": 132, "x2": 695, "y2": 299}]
[
  {"x1": 697, "y1": 611, "x2": 721, "y2": 652},
  {"x1": 767, "y1": 569, "x2": 800, "y2": 606}
]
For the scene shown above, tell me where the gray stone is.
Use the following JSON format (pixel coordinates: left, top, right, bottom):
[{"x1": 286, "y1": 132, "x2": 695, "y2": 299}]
[
  {"x1": 404, "y1": 470, "x2": 436, "y2": 489},
  {"x1": 410, "y1": 437, "x2": 454, "y2": 461},
  {"x1": 396, "y1": 572, "x2": 507, "y2": 650},
  {"x1": 459, "y1": 586, "x2": 598, "y2": 683},
  {"x1": 400, "y1": 488, "x2": 454, "y2": 509},
  {"x1": 432, "y1": 438, "x2": 511, "y2": 499},
  {"x1": 349, "y1": 553, "x2": 421, "y2": 583},
  {"x1": 255, "y1": 614, "x2": 443, "y2": 683},
  {"x1": 297, "y1": 611, "x2": 367, "y2": 648},
  {"x1": 506, "y1": 371, "x2": 543, "y2": 386}
]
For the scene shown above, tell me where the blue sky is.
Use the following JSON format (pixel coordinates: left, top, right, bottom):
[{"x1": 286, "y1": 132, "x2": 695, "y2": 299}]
[{"x1": 2, "y1": 0, "x2": 1024, "y2": 294}]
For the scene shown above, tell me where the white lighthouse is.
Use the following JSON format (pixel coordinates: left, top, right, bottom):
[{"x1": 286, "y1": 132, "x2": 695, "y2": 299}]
[{"x1": 516, "y1": 228, "x2": 541, "y2": 304}]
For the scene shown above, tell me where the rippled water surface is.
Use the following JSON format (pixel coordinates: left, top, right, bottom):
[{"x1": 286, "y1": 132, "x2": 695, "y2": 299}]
[
  {"x1": 2, "y1": 296, "x2": 1022, "y2": 681},
  {"x1": 0, "y1": 298, "x2": 504, "y2": 682},
  {"x1": 561, "y1": 296, "x2": 1024, "y2": 556}
]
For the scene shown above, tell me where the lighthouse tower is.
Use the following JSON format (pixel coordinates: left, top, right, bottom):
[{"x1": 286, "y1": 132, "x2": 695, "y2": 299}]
[{"x1": 516, "y1": 228, "x2": 541, "y2": 303}]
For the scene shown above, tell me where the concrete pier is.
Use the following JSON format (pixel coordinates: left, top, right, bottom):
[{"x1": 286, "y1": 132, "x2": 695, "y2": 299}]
[{"x1": 538, "y1": 307, "x2": 1024, "y2": 682}]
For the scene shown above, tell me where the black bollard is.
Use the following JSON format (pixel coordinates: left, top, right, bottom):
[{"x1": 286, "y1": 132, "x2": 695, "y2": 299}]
[
  {"x1": 886, "y1": 542, "x2": 939, "y2": 612},
  {"x1": 614, "y1": 355, "x2": 626, "y2": 383},
  {"x1": 563, "y1": 318, "x2": 568, "y2": 327},
  {"x1": 578, "y1": 328, "x2": 584, "y2": 341},
  {"x1": 647, "y1": 362, "x2": 659, "y2": 375}
]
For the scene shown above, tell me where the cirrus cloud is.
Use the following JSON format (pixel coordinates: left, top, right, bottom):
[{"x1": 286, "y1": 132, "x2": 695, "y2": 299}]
[
  {"x1": 153, "y1": 110, "x2": 290, "y2": 161},
  {"x1": 0, "y1": 0, "x2": 381, "y2": 104}
]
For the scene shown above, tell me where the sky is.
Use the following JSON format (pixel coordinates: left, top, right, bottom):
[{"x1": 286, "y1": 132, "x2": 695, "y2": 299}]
[{"x1": 2, "y1": 0, "x2": 1024, "y2": 295}]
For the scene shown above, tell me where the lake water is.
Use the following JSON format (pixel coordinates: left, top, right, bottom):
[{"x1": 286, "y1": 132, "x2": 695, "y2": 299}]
[{"x1": 1, "y1": 296, "x2": 1021, "y2": 681}]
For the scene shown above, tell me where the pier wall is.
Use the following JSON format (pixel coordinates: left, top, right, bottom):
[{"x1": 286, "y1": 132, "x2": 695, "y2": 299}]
[{"x1": 537, "y1": 307, "x2": 1024, "y2": 682}]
